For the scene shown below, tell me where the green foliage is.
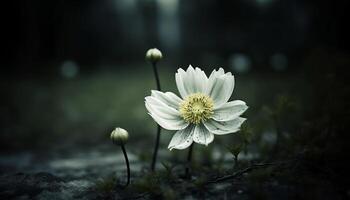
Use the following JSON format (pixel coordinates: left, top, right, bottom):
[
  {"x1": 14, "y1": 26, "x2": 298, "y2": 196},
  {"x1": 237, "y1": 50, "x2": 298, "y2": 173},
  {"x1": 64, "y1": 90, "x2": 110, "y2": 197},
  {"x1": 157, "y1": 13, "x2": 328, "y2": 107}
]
[
  {"x1": 161, "y1": 161, "x2": 177, "y2": 179},
  {"x1": 94, "y1": 176, "x2": 117, "y2": 193},
  {"x1": 161, "y1": 187, "x2": 178, "y2": 200},
  {"x1": 240, "y1": 123, "x2": 254, "y2": 144},
  {"x1": 133, "y1": 172, "x2": 181, "y2": 199},
  {"x1": 193, "y1": 175, "x2": 209, "y2": 190},
  {"x1": 227, "y1": 143, "x2": 244, "y2": 159},
  {"x1": 133, "y1": 173, "x2": 161, "y2": 195},
  {"x1": 226, "y1": 123, "x2": 253, "y2": 164}
]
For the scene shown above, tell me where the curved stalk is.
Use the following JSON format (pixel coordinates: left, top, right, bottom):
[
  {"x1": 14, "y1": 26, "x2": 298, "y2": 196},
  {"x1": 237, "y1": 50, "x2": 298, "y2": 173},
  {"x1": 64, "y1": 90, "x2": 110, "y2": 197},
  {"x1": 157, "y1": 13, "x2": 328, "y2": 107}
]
[{"x1": 121, "y1": 144, "x2": 130, "y2": 187}]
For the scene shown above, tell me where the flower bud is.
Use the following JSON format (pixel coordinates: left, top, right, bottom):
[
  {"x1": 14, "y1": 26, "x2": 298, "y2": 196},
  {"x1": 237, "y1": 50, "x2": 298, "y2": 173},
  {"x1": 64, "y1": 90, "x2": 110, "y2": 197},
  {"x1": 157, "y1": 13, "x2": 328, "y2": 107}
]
[
  {"x1": 110, "y1": 127, "x2": 129, "y2": 145},
  {"x1": 145, "y1": 48, "x2": 163, "y2": 63}
]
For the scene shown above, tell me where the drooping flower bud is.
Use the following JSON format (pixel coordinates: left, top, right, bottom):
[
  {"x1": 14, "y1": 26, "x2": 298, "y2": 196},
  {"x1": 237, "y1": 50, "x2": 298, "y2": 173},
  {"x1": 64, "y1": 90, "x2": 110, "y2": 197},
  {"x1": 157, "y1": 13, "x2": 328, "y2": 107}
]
[
  {"x1": 110, "y1": 127, "x2": 129, "y2": 145},
  {"x1": 145, "y1": 48, "x2": 163, "y2": 63}
]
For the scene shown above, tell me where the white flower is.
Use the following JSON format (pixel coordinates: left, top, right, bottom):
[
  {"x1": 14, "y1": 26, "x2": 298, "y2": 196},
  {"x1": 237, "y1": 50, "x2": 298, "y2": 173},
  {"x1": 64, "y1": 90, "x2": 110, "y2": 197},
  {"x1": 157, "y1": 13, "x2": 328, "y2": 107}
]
[{"x1": 145, "y1": 65, "x2": 248, "y2": 150}]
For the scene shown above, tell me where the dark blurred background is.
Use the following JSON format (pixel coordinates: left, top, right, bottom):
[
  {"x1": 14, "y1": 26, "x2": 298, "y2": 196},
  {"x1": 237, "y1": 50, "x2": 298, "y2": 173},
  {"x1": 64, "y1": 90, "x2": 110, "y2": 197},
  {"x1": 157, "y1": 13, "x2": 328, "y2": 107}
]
[
  {"x1": 1, "y1": 1, "x2": 350, "y2": 198},
  {"x1": 4, "y1": 0, "x2": 349, "y2": 72},
  {"x1": 1, "y1": 0, "x2": 349, "y2": 164}
]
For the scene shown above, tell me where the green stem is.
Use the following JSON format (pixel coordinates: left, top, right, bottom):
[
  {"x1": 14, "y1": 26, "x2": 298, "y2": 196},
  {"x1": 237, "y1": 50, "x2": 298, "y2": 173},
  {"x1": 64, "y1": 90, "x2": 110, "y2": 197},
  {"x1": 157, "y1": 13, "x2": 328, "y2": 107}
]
[
  {"x1": 234, "y1": 155, "x2": 238, "y2": 169},
  {"x1": 121, "y1": 144, "x2": 130, "y2": 187},
  {"x1": 151, "y1": 125, "x2": 161, "y2": 171},
  {"x1": 185, "y1": 144, "x2": 194, "y2": 178},
  {"x1": 152, "y1": 62, "x2": 161, "y2": 91},
  {"x1": 151, "y1": 61, "x2": 161, "y2": 171}
]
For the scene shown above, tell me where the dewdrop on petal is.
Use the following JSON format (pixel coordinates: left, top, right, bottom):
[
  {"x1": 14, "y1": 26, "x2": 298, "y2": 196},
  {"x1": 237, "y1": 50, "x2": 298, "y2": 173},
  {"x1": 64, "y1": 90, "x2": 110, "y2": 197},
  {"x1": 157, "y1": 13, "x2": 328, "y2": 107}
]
[
  {"x1": 145, "y1": 48, "x2": 163, "y2": 63},
  {"x1": 110, "y1": 127, "x2": 129, "y2": 146}
]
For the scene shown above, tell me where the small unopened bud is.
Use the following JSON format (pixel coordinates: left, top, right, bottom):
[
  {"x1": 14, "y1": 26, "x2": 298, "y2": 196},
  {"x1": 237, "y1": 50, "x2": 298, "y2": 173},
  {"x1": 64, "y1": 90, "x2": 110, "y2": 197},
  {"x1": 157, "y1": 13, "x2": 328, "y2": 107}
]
[
  {"x1": 145, "y1": 48, "x2": 163, "y2": 63},
  {"x1": 110, "y1": 127, "x2": 129, "y2": 145}
]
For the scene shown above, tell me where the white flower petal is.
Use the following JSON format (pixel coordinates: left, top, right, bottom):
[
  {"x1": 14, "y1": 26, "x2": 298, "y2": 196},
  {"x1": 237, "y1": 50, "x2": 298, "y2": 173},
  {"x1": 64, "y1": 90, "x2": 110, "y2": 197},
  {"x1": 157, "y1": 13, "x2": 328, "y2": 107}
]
[
  {"x1": 193, "y1": 67, "x2": 208, "y2": 93},
  {"x1": 212, "y1": 100, "x2": 248, "y2": 121},
  {"x1": 145, "y1": 96, "x2": 179, "y2": 117},
  {"x1": 208, "y1": 68, "x2": 225, "y2": 80},
  {"x1": 175, "y1": 65, "x2": 208, "y2": 98},
  {"x1": 151, "y1": 90, "x2": 182, "y2": 109},
  {"x1": 175, "y1": 68, "x2": 190, "y2": 98},
  {"x1": 168, "y1": 125, "x2": 195, "y2": 150},
  {"x1": 145, "y1": 96, "x2": 188, "y2": 130},
  {"x1": 203, "y1": 117, "x2": 246, "y2": 135},
  {"x1": 193, "y1": 124, "x2": 214, "y2": 146},
  {"x1": 206, "y1": 68, "x2": 235, "y2": 108},
  {"x1": 206, "y1": 68, "x2": 225, "y2": 93}
]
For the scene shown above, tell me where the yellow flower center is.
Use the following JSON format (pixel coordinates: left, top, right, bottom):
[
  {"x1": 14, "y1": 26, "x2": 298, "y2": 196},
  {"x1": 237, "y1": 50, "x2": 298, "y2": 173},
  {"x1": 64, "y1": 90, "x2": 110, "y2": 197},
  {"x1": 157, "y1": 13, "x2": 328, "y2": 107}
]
[{"x1": 179, "y1": 93, "x2": 214, "y2": 124}]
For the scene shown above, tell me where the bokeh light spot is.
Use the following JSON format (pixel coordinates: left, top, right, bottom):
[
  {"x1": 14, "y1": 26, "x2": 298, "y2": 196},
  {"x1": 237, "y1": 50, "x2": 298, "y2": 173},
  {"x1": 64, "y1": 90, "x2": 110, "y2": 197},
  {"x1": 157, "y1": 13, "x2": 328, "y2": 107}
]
[
  {"x1": 61, "y1": 60, "x2": 79, "y2": 79},
  {"x1": 270, "y1": 53, "x2": 288, "y2": 71},
  {"x1": 229, "y1": 54, "x2": 252, "y2": 74}
]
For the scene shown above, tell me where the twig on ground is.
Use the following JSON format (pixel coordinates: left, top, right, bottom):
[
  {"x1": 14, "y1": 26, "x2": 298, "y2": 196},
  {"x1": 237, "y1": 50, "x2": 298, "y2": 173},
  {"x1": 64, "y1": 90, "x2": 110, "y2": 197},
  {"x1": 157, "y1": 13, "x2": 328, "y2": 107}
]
[{"x1": 206, "y1": 160, "x2": 292, "y2": 184}]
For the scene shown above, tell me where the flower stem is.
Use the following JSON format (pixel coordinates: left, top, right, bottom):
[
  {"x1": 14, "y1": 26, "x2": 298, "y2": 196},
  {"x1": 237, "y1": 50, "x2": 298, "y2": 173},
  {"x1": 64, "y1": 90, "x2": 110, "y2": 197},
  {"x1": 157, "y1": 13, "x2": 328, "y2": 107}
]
[
  {"x1": 234, "y1": 155, "x2": 238, "y2": 169},
  {"x1": 121, "y1": 144, "x2": 130, "y2": 187},
  {"x1": 185, "y1": 144, "x2": 194, "y2": 178},
  {"x1": 151, "y1": 125, "x2": 161, "y2": 171},
  {"x1": 152, "y1": 62, "x2": 161, "y2": 91},
  {"x1": 151, "y1": 61, "x2": 162, "y2": 171}
]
